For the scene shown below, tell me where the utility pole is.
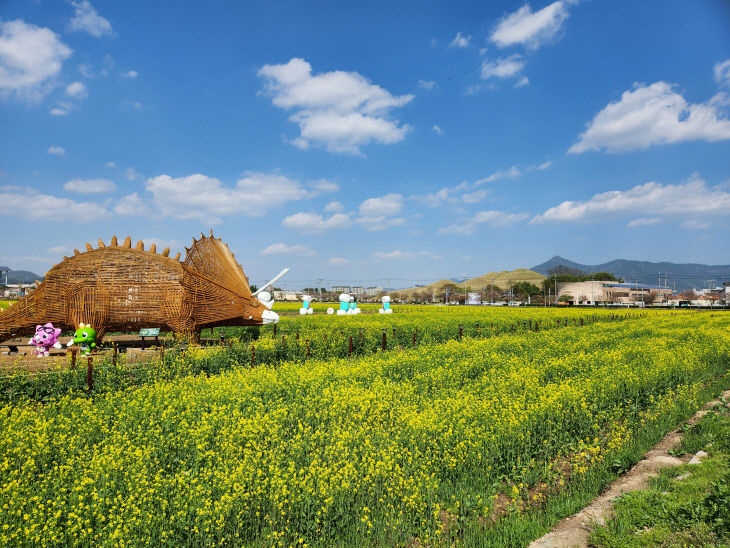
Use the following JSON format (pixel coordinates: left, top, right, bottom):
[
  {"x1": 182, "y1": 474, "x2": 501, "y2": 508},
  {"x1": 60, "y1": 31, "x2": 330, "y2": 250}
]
[{"x1": 316, "y1": 278, "x2": 323, "y2": 299}]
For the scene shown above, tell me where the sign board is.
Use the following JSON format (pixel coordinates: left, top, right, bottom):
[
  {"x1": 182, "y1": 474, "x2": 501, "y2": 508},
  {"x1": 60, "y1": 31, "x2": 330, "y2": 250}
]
[
  {"x1": 467, "y1": 292, "x2": 481, "y2": 305},
  {"x1": 139, "y1": 328, "x2": 160, "y2": 337}
]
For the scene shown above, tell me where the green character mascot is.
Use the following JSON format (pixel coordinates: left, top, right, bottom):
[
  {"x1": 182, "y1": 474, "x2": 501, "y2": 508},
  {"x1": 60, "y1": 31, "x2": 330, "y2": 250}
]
[{"x1": 66, "y1": 322, "x2": 97, "y2": 356}]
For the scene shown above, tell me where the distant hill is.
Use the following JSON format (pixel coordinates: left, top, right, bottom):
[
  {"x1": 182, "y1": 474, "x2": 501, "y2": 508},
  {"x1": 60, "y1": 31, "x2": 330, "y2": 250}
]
[
  {"x1": 391, "y1": 269, "x2": 545, "y2": 300},
  {"x1": 532, "y1": 256, "x2": 730, "y2": 292},
  {"x1": 1, "y1": 269, "x2": 43, "y2": 285}
]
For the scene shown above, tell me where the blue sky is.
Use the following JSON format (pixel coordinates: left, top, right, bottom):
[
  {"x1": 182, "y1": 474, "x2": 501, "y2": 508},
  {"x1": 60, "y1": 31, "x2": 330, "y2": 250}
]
[{"x1": 1, "y1": 0, "x2": 729, "y2": 289}]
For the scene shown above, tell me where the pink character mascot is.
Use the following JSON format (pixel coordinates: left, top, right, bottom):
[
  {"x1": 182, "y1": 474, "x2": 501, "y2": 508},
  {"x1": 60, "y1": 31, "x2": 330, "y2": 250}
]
[{"x1": 29, "y1": 323, "x2": 62, "y2": 357}]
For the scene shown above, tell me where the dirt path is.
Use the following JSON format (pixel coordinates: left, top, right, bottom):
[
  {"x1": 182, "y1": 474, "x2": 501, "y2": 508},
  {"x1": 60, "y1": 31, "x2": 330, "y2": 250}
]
[{"x1": 529, "y1": 389, "x2": 730, "y2": 548}]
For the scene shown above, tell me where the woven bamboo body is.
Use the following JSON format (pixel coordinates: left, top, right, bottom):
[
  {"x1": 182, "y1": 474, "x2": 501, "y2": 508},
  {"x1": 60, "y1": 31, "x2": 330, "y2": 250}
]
[{"x1": 0, "y1": 233, "x2": 272, "y2": 341}]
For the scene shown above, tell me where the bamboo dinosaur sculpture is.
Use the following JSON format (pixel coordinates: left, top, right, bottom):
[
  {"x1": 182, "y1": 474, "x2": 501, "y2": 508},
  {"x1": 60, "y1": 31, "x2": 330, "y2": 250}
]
[{"x1": 0, "y1": 232, "x2": 280, "y2": 341}]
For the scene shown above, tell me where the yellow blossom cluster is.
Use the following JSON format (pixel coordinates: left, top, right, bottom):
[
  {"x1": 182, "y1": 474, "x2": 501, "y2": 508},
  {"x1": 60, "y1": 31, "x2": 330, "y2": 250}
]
[{"x1": 0, "y1": 312, "x2": 727, "y2": 545}]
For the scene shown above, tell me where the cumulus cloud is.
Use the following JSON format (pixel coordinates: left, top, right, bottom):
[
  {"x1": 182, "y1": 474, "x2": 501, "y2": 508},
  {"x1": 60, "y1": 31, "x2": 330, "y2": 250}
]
[
  {"x1": 0, "y1": 19, "x2": 72, "y2": 101},
  {"x1": 144, "y1": 172, "x2": 314, "y2": 224},
  {"x1": 261, "y1": 243, "x2": 316, "y2": 257},
  {"x1": 439, "y1": 210, "x2": 530, "y2": 235},
  {"x1": 418, "y1": 79, "x2": 437, "y2": 90},
  {"x1": 0, "y1": 186, "x2": 108, "y2": 222},
  {"x1": 323, "y1": 201, "x2": 344, "y2": 213},
  {"x1": 432, "y1": 124, "x2": 443, "y2": 135},
  {"x1": 474, "y1": 165, "x2": 522, "y2": 185},
  {"x1": 449, "y1": 32, "x2": 471, "y2": 48},
  {"x1": 532, "y1": 174, "x2": 730, "y2": 224},
  {"x1": 68, "y1": 1, "x2": 114, "y2": 37},
  {"x1": 281, "y1": 212, "x2": 351, "y2": 233},
  {"x1": 309, "y1": 179, "x2": 340, "y2": 194},
  {"x1": 113, "y1": 192, "x2": 151, "y2": 216},
  {"x1": 715, "y1": 59, "x2": 730, "y2": 87},
  {"x1": 47, "y1": 146, "x2": 65, "y2": 156},
  {"x1": 122, "y1": 70, "x2": 138, "y2": 79},
  {"x1": 569, "y1": 81, "x2": 730, "y2": 153},
  {"x1": 65, "y1": 81, "x2": 87, "y2": 99},
  {"x1": 490, "y1": 1, "x2": 570, "y2": 50},
  {"x1": 105, "y1": 161, "x2": 116, "y2": 168},
  {"x1": 515, "y1": 76, "x2": 530, "y2": 88},
  {"x1": 355, "y1": 193, "x2": 405, "y2": 230},
  {"x1": 328, "y1": 257, "x2": 349, "y2": 266},
  {"x1": 258, "y1": 58, "x2": 413, "y2": 154},
  {"x1": 480, "y1": 54, "x2": 526, "y2": 80},
  {"x1": 63, "y1": 178, "x2": 116, "y2": 193}
]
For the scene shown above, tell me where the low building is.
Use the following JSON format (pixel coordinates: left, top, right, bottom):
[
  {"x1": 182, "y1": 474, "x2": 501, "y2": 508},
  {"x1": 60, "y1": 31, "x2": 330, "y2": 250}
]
[
  {"x1": 273, "y1": 290, "x2": 298, "y2": 301},
  {"x1": 365, "y1": 286, "x2": 383, "y2": 297},
  {"x1": 350, "y1": 286, "x2": 365, "y2": 296},
  {"x1": 331, "y1": 285, "x2": 350, "y2": 294},
  {"x1": 556, "y1": 281, "x2": 672, "y2": 305}
]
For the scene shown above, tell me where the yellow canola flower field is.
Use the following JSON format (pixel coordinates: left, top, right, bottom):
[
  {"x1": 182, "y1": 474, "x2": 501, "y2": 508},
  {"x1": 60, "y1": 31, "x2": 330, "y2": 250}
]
[{"x1": 0, "y1": 313, "x2": 728, "y2": 546}]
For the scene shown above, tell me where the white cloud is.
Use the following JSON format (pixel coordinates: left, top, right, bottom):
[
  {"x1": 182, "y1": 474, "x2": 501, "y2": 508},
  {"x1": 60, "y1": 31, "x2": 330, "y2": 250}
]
[
  {"x1": 258, "y1": 58, "x2": 413, "y2": 154},
  {"x1": 78, "y1": 63, "x2": 93, "y2": 78},
  {"x1": 328, "y1": 257, "x2": 349, "y2": 266},
  {"x1": 475, "y1": 165, "x2": 522, "y2": 185},
  {"x1": 323, "y1": 201, "x2": 344, "y2": 213},
  {"x1": 122, "y1": 70, "x2": 138, "y2": 79},
  {"x1": 261, "y1": 243, "x2": 316, "y2": 257},
  {"x1": 418, "y1": 79, "x2": 437, "y2": 90},
  {"x1": 124, "y1": 167, "x2": 142, "y2": 180},
  {"x1": 532, "y1": 174, "x2": 730, "y2": 223},
  {"x1": 714, "y1": 59, "x2": 730, "y2": 87},
  {"x1": 569, "y1": 81, "x2": 730, "y2": 153},
  {"x1": 47, "y1": 146, "x2": 65, "y2": 156},
  {"x1": 65, "y1": 81, "x2": 87, "y2": 99},
  {"x1": 144, "y1": 172, "x2": 313, "y2": 223},
  {"x1": 515, "y1": 76, "x2": 530, "y2": 88},
  {"x1": 49, "y1": 101, "x2": 73, "y2": 116},
  {"x1": 113, "y1": 193, "x2": 151, "y2": 216},
  {"x1": 309, "y1": 179, "x2": 340, "y2": 194},
  {"x1": 681, "y1": 220, "x2": 709, "y2": 230},
  {"x1": 356, "y1": 194, "x2": 405, "y2": 230},
  {"x1": 63, "y1": 178, "x2": 115, "y2": 194},
  {"x1": 68, "y1": 1, "x2": 114, "y2": 38},
  {"x1": 358, "y1": 193, "x2": 403, "y2": 217},
  {"x1": 490, "y1": 1, "x2": 570, "y2": 50},
  {"x1": 439, "y1": 210, "x2": 529, "y2": 234},
  {"x1": 105, "y1": 161, "x2": 116, "y2": 168},
  {"x1": 281, "y1": 212, "x2": 351, "y2": 233},
  {"x1": 626, "y1": 217, "x2": 661, "y2": 228},
  {"x1": 449, "y1": 32, "x2": 471, "y2": 49},
  {"x1": 0, "y1": 186, "x2": 108, "y2": 222},
  {"x1": 480, "y1": 54, "x2": 525, "y2": 80},
  {"x1": 0, "y1": 19, "x2": 72, "y2": 101},
  {"x1": 432, "y1": 124, "x2": 443, "y2": 135}
]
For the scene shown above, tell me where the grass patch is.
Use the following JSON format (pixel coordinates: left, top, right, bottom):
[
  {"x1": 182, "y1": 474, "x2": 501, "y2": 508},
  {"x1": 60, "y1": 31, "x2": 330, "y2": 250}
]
[{"x1": 590, "y1": 393, "x2": 730, "y2": 547}]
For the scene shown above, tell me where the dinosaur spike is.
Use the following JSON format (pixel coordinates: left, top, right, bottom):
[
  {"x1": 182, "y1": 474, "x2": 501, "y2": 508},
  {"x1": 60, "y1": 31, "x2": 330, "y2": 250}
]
[
  {"x1": 185, "y1": 246, "x2": 191, "y2": 254},
  {"x1": 173, "y1": 252, "x2": 181, "y2": 260},
  {"x1": 149, "y1": 243, "x2": 157, "y2": 254},
  {"x1": 98, "y1": 239, "x2": 105, "y2": 248},
  {"x1": 86, "y1": 242, "x2": 93, "y2": 252},
  {"x1": 35, "y1": 280, "x2": 41, "y2": 286},
  {"x1": 74, "y1": 249, "x2": 81, "y2": 255},
  {"x1": 63, "y1": 256, "x2": 69, "y2": 260},
  {"x1": 162, "y1": 247, "x2": 170, "y2": 257},
  {"x1": 123, "y1": 236, "x2": 131, "y2": 248},
  {"x1": 111, "y1": 236, "x2": 118, "y2": 247},
  {"x1": 135, "y1": 240, "x2": 144, "y2": 251},
  {"x1": 210, "y1": 228, "x2": 214, "y2": 237}
]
